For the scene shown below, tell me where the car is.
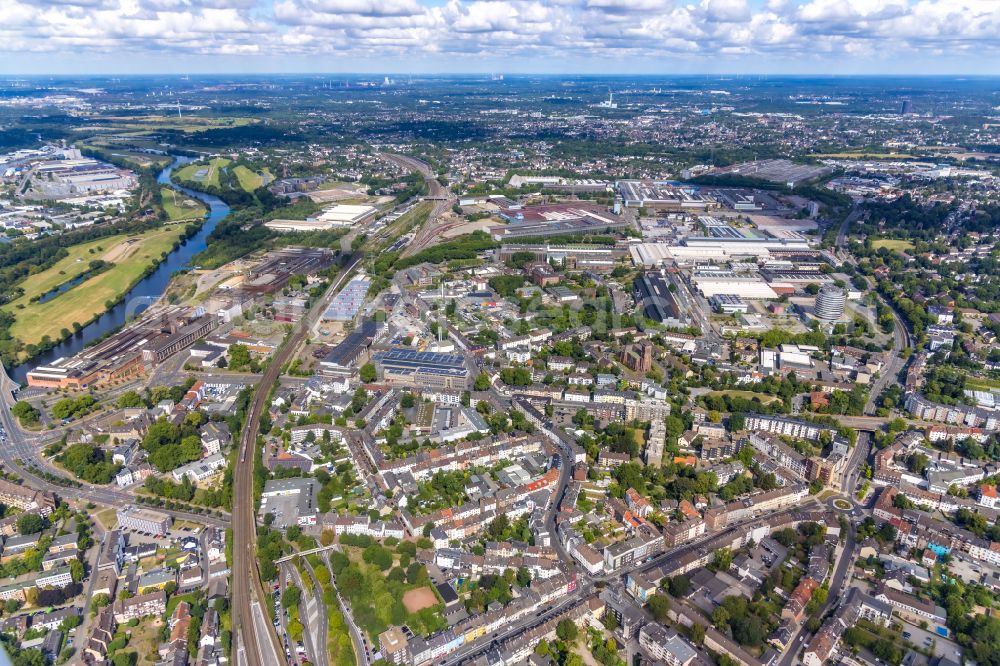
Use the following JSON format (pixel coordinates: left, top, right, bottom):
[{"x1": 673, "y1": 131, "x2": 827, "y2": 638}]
[{"x1": 903, "y1": 632, "x2": 911, "y2": 639}]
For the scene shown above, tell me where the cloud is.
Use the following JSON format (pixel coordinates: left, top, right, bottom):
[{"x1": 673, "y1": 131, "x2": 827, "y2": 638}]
[{"x1": 0, "y1": 0, "x2": 998, "y2": 70}]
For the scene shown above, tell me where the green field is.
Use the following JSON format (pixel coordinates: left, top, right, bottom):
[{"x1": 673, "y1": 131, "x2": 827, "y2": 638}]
[
  {"x1": 813, "y1": 152, "x2": 917, "y2": 159},
  {"x1": 174, "y1": 157, "x2": 231, "y2": 187},
  {"x1": 704, "y1": 390, "x2": 783, "y2": 405},
  {"x1": 4, "y1": 225, "x2": 191, "y2": 349},
  {"x1": 966, "y1": 377, "x2": 1000, "y2": 392},
  {"x1": 94, "y1": 115, "x2": 256, "y2": 133},
  {"x1": 160, "y1": 187, "x2": 207, "y2": 221},
  {"x1": 232, "y1": 165, "x2": 273, "y2": 192},
  {"x1": 871, "y1": 239, "x2": 914, "y2": 252}
]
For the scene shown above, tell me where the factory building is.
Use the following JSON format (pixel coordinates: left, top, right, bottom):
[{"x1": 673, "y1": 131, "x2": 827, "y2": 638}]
[{"x1": 373, "y1": 349, "x2": 470, "y2": 390}]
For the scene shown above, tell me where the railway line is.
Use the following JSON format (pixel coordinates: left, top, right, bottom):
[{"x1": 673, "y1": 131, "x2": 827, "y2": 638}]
[{"x1": 233, "y1": 154, "x2": 442, "y2": 666}]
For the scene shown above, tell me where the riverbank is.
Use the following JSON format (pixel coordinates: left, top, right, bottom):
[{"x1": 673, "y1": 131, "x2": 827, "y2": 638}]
[
  {"x1": 4, "y1": 223, "x2": 201, "y2": 355},
  {"x1": 7, "y1": 155, "x2": 231, "y2": 385}
]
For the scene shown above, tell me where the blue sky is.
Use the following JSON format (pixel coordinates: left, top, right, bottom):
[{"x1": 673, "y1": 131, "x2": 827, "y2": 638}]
[{"x1": 1, "y1": 0, "x2": 998, "y2": 75}]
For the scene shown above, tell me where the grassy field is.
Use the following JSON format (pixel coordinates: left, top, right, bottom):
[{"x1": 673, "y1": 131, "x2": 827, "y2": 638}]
[
  {"x1": 704, "y1": 390, "x2": 783, "y2": 405},
  {"x1": 4, "y1": 225, "x2": 190, "y2": 348},
  {"x1": 232, "y1": 165, "x2": 273, "y2": 192},
  {"x1": 174, "y1": 157, "x2": 231, "y2": 187},
  {"x1": 95, "y1": 508, "x2": 118, "y2": 531},
  {"x1": 160, "y1": 187, "x2": 207, "y2": 221},
  {"x1": 871, "y1": 239, "x2": 914, "y2": 252},
  {"x1": 812, "y1": 152, "x2": 917, "y2": 159},
  {"x1": 94, "y1": 115, "x2": 256, "y2": 133},
  {"x1": 966, "y1": 377, "x2": 1000, "y2": 392}
]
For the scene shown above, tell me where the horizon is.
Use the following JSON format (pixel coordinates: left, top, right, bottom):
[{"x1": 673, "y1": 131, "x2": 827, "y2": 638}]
[{"x1": 5, "y1": 73, "x2": 1000, "y2": 79}]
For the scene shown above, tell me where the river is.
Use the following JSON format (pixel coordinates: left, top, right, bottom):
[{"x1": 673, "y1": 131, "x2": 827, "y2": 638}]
[{"x1": 9, "y1": 156, "x2": 231, "y2": 385}]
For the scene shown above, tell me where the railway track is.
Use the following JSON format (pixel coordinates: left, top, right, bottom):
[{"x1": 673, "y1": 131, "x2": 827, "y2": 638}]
[{"x1": 232, "y1": 158, "x2": 433, "y2": 665}]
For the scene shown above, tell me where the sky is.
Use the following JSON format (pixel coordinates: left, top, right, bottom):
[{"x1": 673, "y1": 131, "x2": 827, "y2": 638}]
[{"x1": 2, "y1": 0, "x2": 999, "y2": 75}]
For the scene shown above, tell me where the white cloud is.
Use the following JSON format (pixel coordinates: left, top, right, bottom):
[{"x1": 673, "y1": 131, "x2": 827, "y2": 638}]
[{"x1": 0, "y1": 0, "x2": 998, "y2": 69}]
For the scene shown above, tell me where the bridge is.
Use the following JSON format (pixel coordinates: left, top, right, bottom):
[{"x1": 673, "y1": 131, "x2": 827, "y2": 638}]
[{"x1": 275, "y1": 542, "x2": 342, "y2": 564}]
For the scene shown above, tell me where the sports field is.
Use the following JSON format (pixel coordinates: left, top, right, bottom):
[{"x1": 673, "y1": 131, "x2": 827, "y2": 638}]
[
  {"x1": 871, "y1": 239, "x2": 914, "y2": 252},
  {"x1": 174, "y1": 157, "x2": 231, "y2": 187},
  {"x1": 4, "y1": 225, "x2": 190, "y2": 348},
  {"x1": 161, "y1": 187, "x2": 207, "y2": 221},
  {"x1": 402, "y1": 586, "x2": 437, "y2": 613}
]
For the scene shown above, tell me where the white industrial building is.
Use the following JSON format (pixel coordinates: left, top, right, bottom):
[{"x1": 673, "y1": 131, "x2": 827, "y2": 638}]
[
  {"x1": 691, "y1": 271, "x2": 778, "y2": 299},
  {"x1": 265, "y1": 203, "x2": 377, "y2": 232}
]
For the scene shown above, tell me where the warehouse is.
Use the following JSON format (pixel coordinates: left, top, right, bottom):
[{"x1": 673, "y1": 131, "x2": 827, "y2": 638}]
[
  {"x1": 691, "y1": 270, "x2": 778, "y2": 299},
  {"x1": 616, "y1": 181, "x2": 716, "y2": 210},
  {"x1": 490, "y1": 208, "x2": 629, "y2": 241},
  {"x1": 323, "y1": 275, "x2": 371, "y2": 321},
  {"x1": 710, "y1": 294, "x2": 749, "y2": 314},
  {"x1": 634, "y1": 273, "x2": 684, "y2": 326},
  {"x1": 265, "y1": 203, "x2": 377, "y2": 232},
  {"x1": 319, "y1": 319, "x2": 387, "y2": 376}
]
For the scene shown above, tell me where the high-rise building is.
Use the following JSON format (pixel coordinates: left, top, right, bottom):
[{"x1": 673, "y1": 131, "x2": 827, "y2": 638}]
[{"x1": 815, "y1": 285, "x2": 846, "y2": 321}]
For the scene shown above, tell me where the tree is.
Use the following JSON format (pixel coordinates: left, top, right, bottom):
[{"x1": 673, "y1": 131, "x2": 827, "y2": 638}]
[
  {"x1": 360, "y1": 363, "x2": 377, "y2": 383},
  {"x1": 486, "y1": 514, "x2": 510, "y2": 541},
  {"x1": 11, "y1": 401, "x2": 40, "y2": 426},
  {"x1": 668, "y1": 575, "x2": 691, "y2": 598},
  {"x1": 516, "y1": 567, "x2": 532, "y2": 588},
  {"x1": 907, "y1": 453, "x2": 929, "y2": 475},
  {"x1": 474, "y1": 372, "x2": 492, "y2": 391},
  {"x1": 712, "y1": 547, "x2": 733, "y2": 572},
  {"x1": 556, "y1": 618, "x2": 578, "y2": 643},
  {"x1": 282, "y1": 585, "x2": 302, "y2": 609},
  {"x1": 228, "y1": 344, "x2": 251, "y2": 370},
  {"x1": 116, "y1": 390, "x2": 145, "y2": 409},
  {"x1": 11, "y1": 650, "x2": 46, "y2": 666},
  {"x1": 111, "y1": 653, "x2": 137, "y2": 666},
  {"x1": 91, "y1": 593, "x2": 111, "y2": 610},
  {"x1": 648, "y1": 594, "x2": 671, "y2": 622},
  {"x1": 689, "y1": 623, "x2": 705, "y2": 645},
  {"x1": 69, "y1": 559, "x2": 84, "y2": 583},
  {"x1": 16, "y1": 513, "x2": 44, "y2": 535}
]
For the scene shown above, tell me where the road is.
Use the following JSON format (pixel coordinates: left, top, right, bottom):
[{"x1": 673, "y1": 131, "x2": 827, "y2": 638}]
[
  {"x1": 777, "y1": 509, "x2": 857, "y2": 666},
  {"x1": 296, "y1": 557, "x2": 330, "y2": 666},
  {"x1": 834, "y1": 204, "x2": 862, "y2": 255},
  {"x1": 444, "y1": 579, "x2": 596, "y2": 666},
  {"x1": 829, "y1": 203, "x2": 912, "y2": 417},
  {"x1": 513, "y1": 398, "x2": 574, "y2": 564},
  {"x1": 863, "y1": 293, "x2": 911, "y2": 415}
]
